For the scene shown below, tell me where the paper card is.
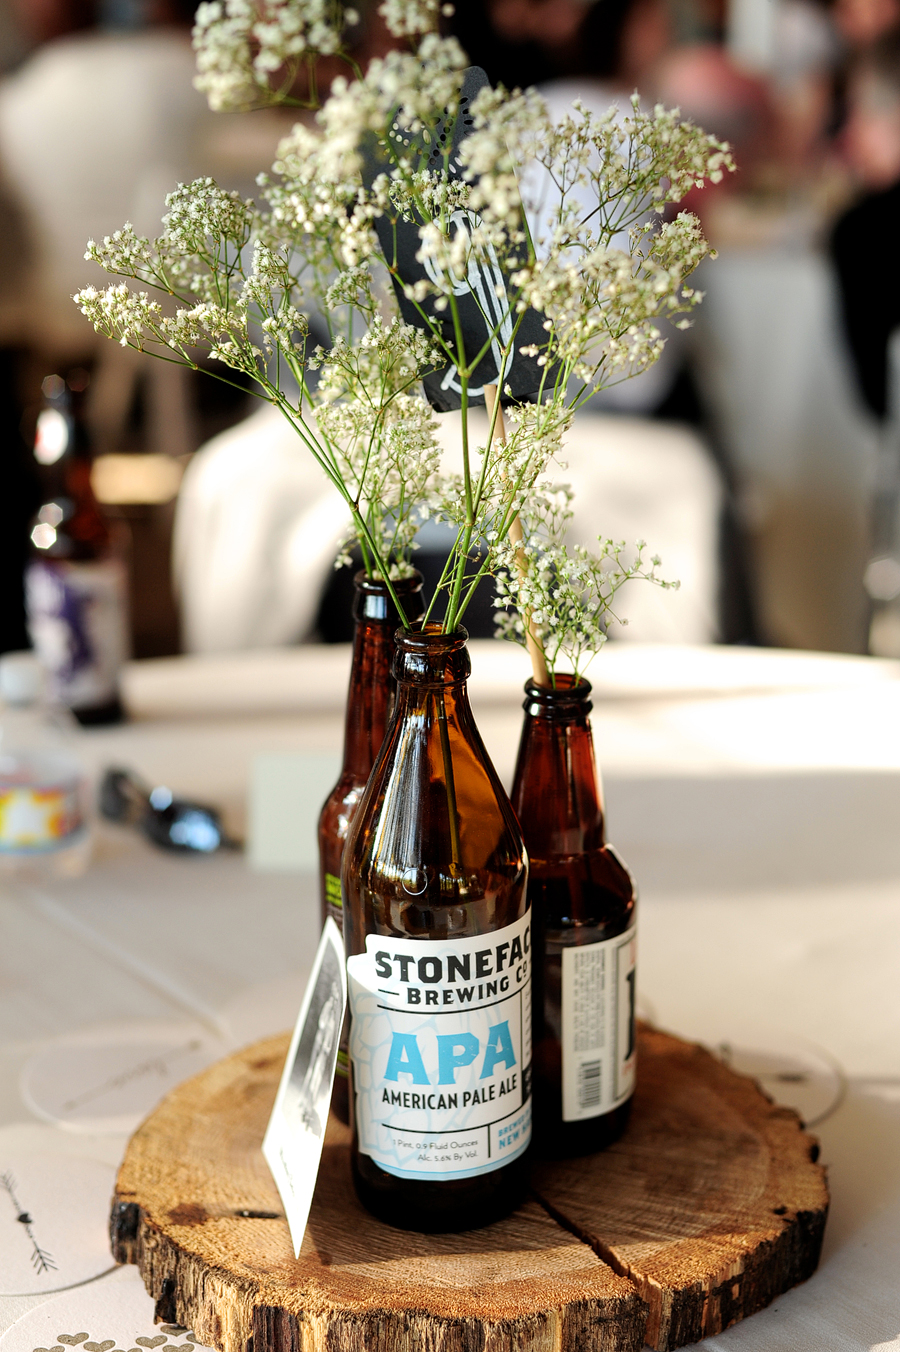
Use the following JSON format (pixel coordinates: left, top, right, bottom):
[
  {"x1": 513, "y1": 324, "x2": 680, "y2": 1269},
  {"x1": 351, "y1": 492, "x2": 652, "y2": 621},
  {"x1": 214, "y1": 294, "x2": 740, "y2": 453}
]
[
  {"x1": 20, "y1": 1020, "x2": 228, "y2": 1135},
  {"x1": 247, "y1": 753, "x2": 341, "y2": 872},
  {"x1": 262, "y1": 918, "x2": 346, "y2": 1257},
  {"x1": 0, "y1": 1264, "x2": 214, "y2": 1352},
  {"x1": 0, "y1": 1152, "x2": 117, "y2": 1295}
]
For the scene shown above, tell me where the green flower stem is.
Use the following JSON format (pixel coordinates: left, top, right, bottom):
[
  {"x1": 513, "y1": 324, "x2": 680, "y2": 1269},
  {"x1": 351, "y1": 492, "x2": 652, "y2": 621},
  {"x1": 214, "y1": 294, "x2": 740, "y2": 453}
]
[
  {"x1": 442, "y1": 296, "x2": 474, "y2": 635},
  {"x1": 268, "y1": 395, "x2": 413, "y2": 628},
  {"x1": 483, "y1": 384, "x2": 550, "y2": 687},
  {"x1": 433, "y1": 689, "x2": 463, "y2": 874},
  {"x1": 422, "y1": 522, "x2": 467, "y2": 627}
]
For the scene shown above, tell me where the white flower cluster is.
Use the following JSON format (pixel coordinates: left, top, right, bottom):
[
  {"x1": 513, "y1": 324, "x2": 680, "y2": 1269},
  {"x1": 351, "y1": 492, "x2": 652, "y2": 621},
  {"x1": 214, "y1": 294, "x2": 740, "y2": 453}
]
[
  {"x1": 73, "y1": 281, "x2": 258, "y2": 368},
  {"x1": 314, "y1": 317, "x2": 441, "y2": 403},
  {"x1": 449, "y1": 90, "x2": 733, "y2": 394},
  {"x1": 494, "y1": 486, "x2": 679, "y2": 679},
  {"x1": 162, "y1": 178, "x2": 255, "y2": 252},
  {"x1": 77, "y1": 4, "x2": 732, "y2": 634},
  {"x1": 463, "y1": 90, "x2": 731, "y2": 231},
  {"x1": 315, "y1": 33, "x2": 468, "y2": 181},
  {"x1": 84, "y1": 223, "x2": 153, "y2": 276},
  {"x1": 509, "y1": 211, "x2": 712, "y2": 387},
  {"x1": 193, "y1": 0, "x2": 259, "y2": 111},
  {"x1": 457, "y1": 86, "x2": 549, "y2": 230},
  {"x1": 323, "y1": 392, "x2": 441, "y2": 575},
  {"x1": 260, "y1": 122, "x2": 373, "y2": 280},
  {"x1": 73, "y1": 282, "x2": 163, "y2": 349},
  {"x1": 378, "y1": 0, "x2": 444, "y2": 38},
  {"x1": 74, "y1": 176, "x2": 439, "y2": 585},
  {"x1": 423, "y1": 398, "x2": 574, "y2": 626},
  {"x1": 193, "y1": 0, "x2": 354, "y2": 111}
]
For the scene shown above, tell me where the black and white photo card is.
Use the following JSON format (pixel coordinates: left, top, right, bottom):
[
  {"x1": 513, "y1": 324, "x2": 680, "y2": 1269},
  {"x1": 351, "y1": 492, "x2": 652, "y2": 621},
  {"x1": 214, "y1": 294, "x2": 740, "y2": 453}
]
[{"x1": 262, "y1": 918, "x2": 347, "y2": 1257}]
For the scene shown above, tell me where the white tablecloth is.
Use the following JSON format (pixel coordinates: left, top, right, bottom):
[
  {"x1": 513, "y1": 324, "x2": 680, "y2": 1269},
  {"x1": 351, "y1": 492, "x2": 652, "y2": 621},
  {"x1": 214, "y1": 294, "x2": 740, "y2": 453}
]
[{"x1": 2, "y1": 641, "x2": 899, "y2": 1350}]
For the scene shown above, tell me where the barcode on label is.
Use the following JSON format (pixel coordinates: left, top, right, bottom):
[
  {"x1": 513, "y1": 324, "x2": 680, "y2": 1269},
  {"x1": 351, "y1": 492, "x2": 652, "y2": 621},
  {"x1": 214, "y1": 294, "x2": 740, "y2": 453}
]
[
  {"x1": 561, "y1": 925, "x2": 636, "y2": 1122},
  {"x1": 578, "y1": 1060, "x2": 602, "y2": 1109}
]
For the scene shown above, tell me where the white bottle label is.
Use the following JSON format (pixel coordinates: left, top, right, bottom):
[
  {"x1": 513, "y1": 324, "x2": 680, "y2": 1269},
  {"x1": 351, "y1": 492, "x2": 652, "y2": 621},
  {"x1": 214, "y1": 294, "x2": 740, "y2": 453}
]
[
  {"x1": 561, "y1": 925, "x2": 637, "y2": 1122},
  {"x1": 0, "y1": 781, "x2": 84, "y2": 854},
  {"x1": 26, "y1": 559, "x2": 128, "y2": 708},
  {"x1": 348, "y1": 911, "x2": 532, "y2": 1181}
]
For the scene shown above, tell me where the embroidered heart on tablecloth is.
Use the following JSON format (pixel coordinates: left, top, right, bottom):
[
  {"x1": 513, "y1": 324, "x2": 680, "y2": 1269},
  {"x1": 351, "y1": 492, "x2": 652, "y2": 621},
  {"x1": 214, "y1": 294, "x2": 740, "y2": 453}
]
[{"x1": 0, "y1": 1267, "x2": 214, "y2": 1352}]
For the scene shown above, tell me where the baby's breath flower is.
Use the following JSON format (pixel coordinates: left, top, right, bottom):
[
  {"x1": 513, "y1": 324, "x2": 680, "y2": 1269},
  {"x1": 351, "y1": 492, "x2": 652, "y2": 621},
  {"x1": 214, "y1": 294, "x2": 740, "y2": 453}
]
[
  {"x1": 74, "y1": 282, "x2": 163, "y2": 348},
  {"x1": 379, "y1": 0, "x2": 442, "y2": 37},
  {"x1": 162, "y1": 178, "x2": 255, "y2": 252},
  {"x1": 76, "y1": 17, "x2": 730, "y2": 630},
  {"x1": 192, "y1": 0, "x2": 259, "y2": 112},
  {"x1": 85, "y1": 223, "x2": 153, "y2": 274},
  {"x1": 322, "y1": 390, "x2": 441, "y2": 574},
  {"x1": 494, "y1": 488, "x2": 679, "y2": 680},
  {"x1": 193, "y1": 0, "x2": 351, "y2": 111}
]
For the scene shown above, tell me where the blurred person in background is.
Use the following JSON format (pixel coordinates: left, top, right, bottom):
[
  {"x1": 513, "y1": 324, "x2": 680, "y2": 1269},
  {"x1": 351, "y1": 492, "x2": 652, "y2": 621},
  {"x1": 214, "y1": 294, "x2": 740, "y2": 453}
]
[
  {"x1": 831, "y1": 29, "x2": 900, "y2": 419},
  {"x1": 832, "y1": 0, "x2": 900, "y2": 51},
  {"x1": 830, "y1": 28, "x2": 900, "y2": 649},
  {"x1": 772, "y1": 0, "x2": 842, "y2": 176},
  {"x1": 671, "y1": 0, "x2": 885, "y2": 657},
  {"x1": 450, "y1": 0, "x2": 677, "y2": 92}
]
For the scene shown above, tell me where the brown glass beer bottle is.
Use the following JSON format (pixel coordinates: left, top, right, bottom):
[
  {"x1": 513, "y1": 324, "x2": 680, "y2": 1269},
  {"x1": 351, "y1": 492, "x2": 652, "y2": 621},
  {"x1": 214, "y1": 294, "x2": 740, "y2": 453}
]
[
  {"x1": 342, "y1": 626, "x2": 531, "y2": 1231},
  {"x1": 511, "y1": 675, "x2": 636, "y2": 1158},
  {"x1": 318, "y1": 570, "x2": 424, "y2": 1120}
]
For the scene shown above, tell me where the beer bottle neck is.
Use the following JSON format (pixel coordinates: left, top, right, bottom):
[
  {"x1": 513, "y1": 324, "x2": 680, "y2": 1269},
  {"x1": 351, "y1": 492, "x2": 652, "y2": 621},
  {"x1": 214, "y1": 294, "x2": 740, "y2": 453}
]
[
  {"x1": 341, "y1": 572, "x2": 424, "y2": 781},
  {"x1": 511, "y1": 676, "x2": 606, "y2": 858},
  {"x1": 391, "y1": 624, "x2": 475, "y2": 721}
]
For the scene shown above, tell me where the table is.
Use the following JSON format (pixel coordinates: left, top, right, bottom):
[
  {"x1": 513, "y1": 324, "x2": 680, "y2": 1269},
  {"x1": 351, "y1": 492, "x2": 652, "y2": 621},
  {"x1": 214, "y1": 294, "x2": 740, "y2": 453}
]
[{"x1": 2, "y1": 641, "x2": 900, "y2": 1351}]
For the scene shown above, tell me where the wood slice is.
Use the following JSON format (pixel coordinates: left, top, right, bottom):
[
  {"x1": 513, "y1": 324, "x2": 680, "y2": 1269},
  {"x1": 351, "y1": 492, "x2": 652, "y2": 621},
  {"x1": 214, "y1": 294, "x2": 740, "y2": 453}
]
[
  {"x1": 531, "y1": 1026, "x2": 829, "y2": 1349},
  {"x1": 111, "y1": 1026, "x2": 827, "y2": 1352}
]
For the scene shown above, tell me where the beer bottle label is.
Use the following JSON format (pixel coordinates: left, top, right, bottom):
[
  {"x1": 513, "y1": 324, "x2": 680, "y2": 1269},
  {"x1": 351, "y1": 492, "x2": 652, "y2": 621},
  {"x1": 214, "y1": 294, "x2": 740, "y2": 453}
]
[
  {"x1": 348, "y1": 911, "x2": 532, "y2": 1181},
  {"x1": 561, "y1": 925, "x2": 637, "y2": 1122},
  {"x1": 0, "y1": 781, "x2": 84, "y2": 854},
  {"x1": 324, "y1": 872, "x2": 343, "y2": 928},
  {"x1": 26, "y1": 559, "x2": 128, "y2": 708}
]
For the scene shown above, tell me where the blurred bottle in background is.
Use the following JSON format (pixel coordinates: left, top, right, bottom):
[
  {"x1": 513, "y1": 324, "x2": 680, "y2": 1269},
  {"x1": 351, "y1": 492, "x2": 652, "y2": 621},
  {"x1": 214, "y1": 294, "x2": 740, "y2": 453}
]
[
  {"x1": 25, "y1": 370, "x2": 129, "y2": 723},
  {"x1": 0, "y1": 650, "x2": 91, "y2": 876}
]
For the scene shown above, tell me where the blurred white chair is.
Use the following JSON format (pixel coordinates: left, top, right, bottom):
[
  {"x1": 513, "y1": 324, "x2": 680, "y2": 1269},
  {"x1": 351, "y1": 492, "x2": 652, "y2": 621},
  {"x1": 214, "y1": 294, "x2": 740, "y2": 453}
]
[
  {"x1": 0, "y1": 28, "x2": 214, "y2": 348},
  {"x1": 174, "y1": 404, "x2": 352, "y2": 651},
  {"x1": 174, "y1": 404, "x2": 721, "y2": 651},
  {"x1": 552, "y1": 414, "x2": 721, "y2": 644},
  {"x1": 0, "y1": 28, "x2": 226, "y2": 454}
]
